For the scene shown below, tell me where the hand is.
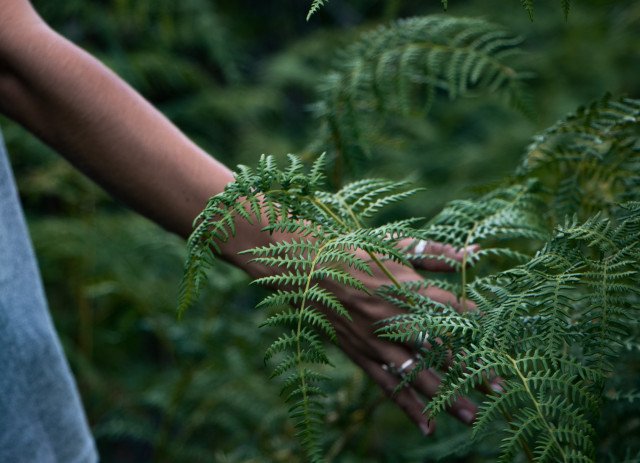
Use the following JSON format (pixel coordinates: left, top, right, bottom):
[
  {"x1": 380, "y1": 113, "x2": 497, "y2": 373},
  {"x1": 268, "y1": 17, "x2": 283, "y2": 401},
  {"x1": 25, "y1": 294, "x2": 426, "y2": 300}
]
[{"x1": 320, "y1": 239, "x2": 479, "y2": 435}]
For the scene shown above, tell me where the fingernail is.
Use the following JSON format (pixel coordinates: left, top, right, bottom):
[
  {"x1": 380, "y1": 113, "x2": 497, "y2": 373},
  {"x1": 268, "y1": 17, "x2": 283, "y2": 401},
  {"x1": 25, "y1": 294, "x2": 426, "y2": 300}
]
[
  {"x1": 491, "y1": 382, "x2": 504, "y2": 393},
  {"x1": 465, "y1": 244, "x2": 478, "y2": 255},
  {"x1": 419, "y1": 421, "x2": 433, "y2": 436},
  {"x1": 457, "y1": 409, "x2": 475, "y2": 425}
]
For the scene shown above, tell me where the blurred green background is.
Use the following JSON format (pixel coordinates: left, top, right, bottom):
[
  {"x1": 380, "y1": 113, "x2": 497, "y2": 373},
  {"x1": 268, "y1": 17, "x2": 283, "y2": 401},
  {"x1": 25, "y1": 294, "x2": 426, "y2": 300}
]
[{"x1": 2, "y1": 0, "x2": 639, "y2": 461}]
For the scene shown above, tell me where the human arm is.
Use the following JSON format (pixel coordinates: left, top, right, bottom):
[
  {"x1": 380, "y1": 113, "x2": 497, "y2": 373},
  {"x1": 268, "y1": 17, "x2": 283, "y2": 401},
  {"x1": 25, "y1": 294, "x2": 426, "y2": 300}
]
[
  {"x1": 0, "y1": 0, "x2": 478, "y2": 433},
  {"x1": 0, "y1": 2, "x2": 236, "y2": 242}
]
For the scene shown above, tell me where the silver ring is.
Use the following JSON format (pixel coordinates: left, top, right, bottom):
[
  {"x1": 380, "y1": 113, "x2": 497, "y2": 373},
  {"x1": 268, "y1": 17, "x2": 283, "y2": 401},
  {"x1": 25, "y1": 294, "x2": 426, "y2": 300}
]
[
  {"x1": 397, "y1": 358, "x2": 415, "y2": 376},
  {"x1": 382, "y1": 358, "x2": 416, "y2": 378},
  {"x1": 414, "y1": 239, "x2": 428, "y2": 255}
]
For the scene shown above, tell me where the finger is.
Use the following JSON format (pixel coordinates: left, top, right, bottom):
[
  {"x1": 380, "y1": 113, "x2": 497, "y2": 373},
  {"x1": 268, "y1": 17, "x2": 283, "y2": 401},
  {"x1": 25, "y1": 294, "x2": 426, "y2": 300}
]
[
  {"x1": 339, "y1": 340, "x2": 435, "y2": 435},
  {"x1": 411, "y1": 369, "x2": 477, "y2": 426},
  {"x1": 400, "y1": 239, "x2": 479, "y2": 272},
  {"x1": 361, "y1": 355, "x2": 436, "y2": 436},
  {"x1": 445, "y1": 395, "x2": 477, "y2": 425},
  {"x1": 342, "y1": 321, "x2": 477, "y2": 428},
  {"x1": 387, "y1": 354, "x2": 477, "y2": 426},
  {"x1": 422, "y1": 285, "x2": 476, "y2": 312}
]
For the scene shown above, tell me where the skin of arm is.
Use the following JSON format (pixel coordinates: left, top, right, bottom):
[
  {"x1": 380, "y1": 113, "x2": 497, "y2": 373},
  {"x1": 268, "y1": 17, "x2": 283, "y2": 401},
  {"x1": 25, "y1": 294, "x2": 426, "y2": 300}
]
[
  {"x1": 0, "y1": 0, "x2": 479, "y2": 434},
  {"x1": 0, "y1": 1, "x2": 260, "y2": 261}
]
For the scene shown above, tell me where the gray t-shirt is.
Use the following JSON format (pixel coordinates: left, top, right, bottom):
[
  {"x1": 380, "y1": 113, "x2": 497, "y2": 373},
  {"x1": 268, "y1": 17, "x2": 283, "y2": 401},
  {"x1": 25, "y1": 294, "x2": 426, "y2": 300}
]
[{"x1": 0, "y1": 130, "x2": 97, "y2": 462}]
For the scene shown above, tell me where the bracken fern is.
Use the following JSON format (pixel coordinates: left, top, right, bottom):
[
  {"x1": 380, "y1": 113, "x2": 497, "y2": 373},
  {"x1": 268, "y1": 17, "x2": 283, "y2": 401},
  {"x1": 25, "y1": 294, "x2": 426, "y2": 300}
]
[
  {"x1": 517, "y1": 95, "x2": 640, "y2": 224},
  {"x1": 310, "y1": 16, "x2": 531, "y2": 178},
  {"x1": 180, "y1": 153, "x2": 426, "y2": 460},
  {"x1": 419, "y1": 203, "x2": 640, "y2": 462},
  {"x1": 379, "y1": 96, "x2": 640, "y2": 462},
  {"x1": 180, "y1": 11, "x2": 639, "y2": 460}
]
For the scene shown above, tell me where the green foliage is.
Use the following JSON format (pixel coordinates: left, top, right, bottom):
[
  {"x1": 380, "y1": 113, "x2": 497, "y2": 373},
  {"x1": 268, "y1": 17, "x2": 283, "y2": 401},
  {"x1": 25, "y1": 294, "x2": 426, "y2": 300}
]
[
  {"x1": 517, "y1": 95, "x2": 640, "y2": 224},
  {"x1": 311, "y1": 15, "x2": 530, "y2": 180},
  {"x1": 307, "y1": 0, "x2": 329, "y2": 21},
  {"x1": 181, "y1": 153, "x2": 425, "y2": 459},
  {"x1": 183, "y1": 89, "x2": 640, "y2": 461},
  {"x1": 5, "y1": 1, "x2": 638, "y2": 462},
  {"x1": 419, "y1": 204, "x2": 639, "y2": 462},
  {"x1": 310, "y1": 1, "x2": 572, "y2": 21},
  {"x1": 379, "y1": 96, "x2": 640, "y2": 462}
]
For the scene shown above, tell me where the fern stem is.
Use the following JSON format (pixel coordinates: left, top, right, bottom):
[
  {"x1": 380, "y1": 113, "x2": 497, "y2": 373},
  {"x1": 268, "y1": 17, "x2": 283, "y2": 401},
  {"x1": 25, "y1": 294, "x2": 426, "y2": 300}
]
[
  {"x1": 460, "y1": 223, "x2": 477, "y2": 309},
  {"x1": 507, "y1": 354, "x2": 569, "y2": 462},
  {"x1": 312, "y1": 196, "x2": 349, "y2": 227},
  {"x1": 333, "y1": 193, "x2": 362, "y2": 227},
  {"x1": 369, "y1": 252, "x2": 404, "y2": 288},
  {"x1": 311, "y1": 197, "x2": 404, "y2": 289},
  {"x1": 460, "y1": 186, "x2": 530, "y2": 308},
  {"x1": 489, "y1": 386, "x2": 535, "y2": 463},
  {"x1": 296, "y1": 237, "x2": 339, "y2": 458}
]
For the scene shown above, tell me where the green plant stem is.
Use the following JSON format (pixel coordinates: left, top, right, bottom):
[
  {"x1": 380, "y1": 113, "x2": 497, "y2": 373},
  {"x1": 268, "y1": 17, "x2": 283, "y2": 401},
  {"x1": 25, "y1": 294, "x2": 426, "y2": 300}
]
[
  {"x1": 460, "y1": 186, "x2": 529, "y2": 308},
  {"x1": 311, "y1": 197, "x2": 405, "y2": 289},
  {"x1": 295, "y1": 237, "x2": 336, "y2": 456},
  {"x1": 507, "y1": 354, "x2": 568, "y2": 462},
  {"x1": 483, "y1": 379, "x2": 535, "y2": 463}
]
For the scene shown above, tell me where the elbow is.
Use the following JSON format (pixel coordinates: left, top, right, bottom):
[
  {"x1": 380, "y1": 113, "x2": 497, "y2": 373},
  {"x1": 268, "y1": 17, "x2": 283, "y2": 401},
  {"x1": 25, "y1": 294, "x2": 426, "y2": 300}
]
[
  {"x1": 0, "y1": 68, "x2": 20, "y2": 117},
  {"x1": 0, "y1": 63, "x2": 29, "y2": 121}
]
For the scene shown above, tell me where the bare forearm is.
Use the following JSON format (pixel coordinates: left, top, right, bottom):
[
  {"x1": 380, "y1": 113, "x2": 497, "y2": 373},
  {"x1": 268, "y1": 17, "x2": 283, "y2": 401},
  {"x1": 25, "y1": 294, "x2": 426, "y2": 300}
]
[
  {"x1": 0, "y1": 20, "x2": 228, "y2": 235},
  {"x1": 0, "y1": 4, "x2": 270, "y2": 273}
]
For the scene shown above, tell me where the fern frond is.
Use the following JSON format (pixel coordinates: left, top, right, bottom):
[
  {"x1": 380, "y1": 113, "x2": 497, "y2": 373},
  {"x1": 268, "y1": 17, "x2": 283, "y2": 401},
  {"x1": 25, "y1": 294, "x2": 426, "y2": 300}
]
[
  {"x1": 306, "y1": 0, "x2": 328, "y2": 21},
  {"x1": 518, "y1": 95, "x2": 640, "y2": 223},
  {"x1": 522, "y1": 0, "x2": 535, "y2": 21},
  {"x1": 261, "y1": 308, "x2": 337, "y2": 341},
  {"x1": 180, "y1": 153, "x2": 425, "y2": 460},
  {"x1": 420, "y1": 204, "x2": 640, "y2": 461},
  {"x1": 313, "y1": 15, "x2": 530, "y2": 173},
  {"x1": 421, "y1": 179, "x2": 548, "y2": 311},
  {"x1": 377, "y1": 312, "x2": 478, "y2": 343},
  {"x1": 425, "y1": 180, "x2": 547, "y2": 248}
]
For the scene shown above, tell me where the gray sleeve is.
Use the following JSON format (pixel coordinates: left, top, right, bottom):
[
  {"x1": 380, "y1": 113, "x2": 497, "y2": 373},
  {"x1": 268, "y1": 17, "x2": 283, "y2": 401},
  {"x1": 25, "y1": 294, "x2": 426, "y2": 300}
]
[{"x1": 0, "y1": 130, "x2": 98, "y2": 463}]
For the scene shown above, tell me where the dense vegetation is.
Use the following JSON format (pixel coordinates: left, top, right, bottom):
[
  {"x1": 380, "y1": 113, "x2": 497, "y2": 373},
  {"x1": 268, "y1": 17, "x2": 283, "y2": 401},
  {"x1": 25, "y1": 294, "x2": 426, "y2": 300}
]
[{"x1": 2, "y1": 1, "x2": 639, "y2": 461}]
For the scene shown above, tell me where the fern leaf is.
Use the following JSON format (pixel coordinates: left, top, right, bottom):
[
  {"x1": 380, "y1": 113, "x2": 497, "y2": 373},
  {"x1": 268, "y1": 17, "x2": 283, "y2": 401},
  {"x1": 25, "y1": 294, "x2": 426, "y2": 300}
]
[
  {"x1": 313, "y1": 16, "x2": 530, "y2": 173},
  {"x1": 522, "y1": 0, "x2": 535, "y2": 21},
  {"x1": 179, "y1": 153, "x2": 426, "y2": 459},
  {"x1": 518, "y1": 95, "x2": 640, "y2": 223},
  {"x1": 306, "y1": 0, "x2": 328, "y2": 21}
]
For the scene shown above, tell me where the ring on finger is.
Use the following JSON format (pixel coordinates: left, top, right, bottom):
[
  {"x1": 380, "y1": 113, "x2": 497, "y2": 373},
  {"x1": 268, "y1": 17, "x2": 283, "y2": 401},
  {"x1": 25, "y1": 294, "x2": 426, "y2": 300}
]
[
  {"x1": 414, "y1": 239, "x2": 428, "y2": 255},
  {"x1": 397, "y1": 358, "x2": 415, "y2": 377},
  {"x1": 382, "y1": 358, "x2": 417, "y2": 378}
]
